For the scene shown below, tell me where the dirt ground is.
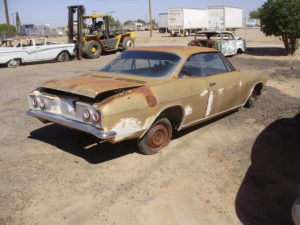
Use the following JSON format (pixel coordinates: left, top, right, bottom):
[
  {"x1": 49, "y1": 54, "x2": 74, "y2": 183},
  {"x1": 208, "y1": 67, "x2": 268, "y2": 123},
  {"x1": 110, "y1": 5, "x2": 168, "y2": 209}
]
[{"x1": 0, "y1": 31, "x2": 299, "y2": 225}]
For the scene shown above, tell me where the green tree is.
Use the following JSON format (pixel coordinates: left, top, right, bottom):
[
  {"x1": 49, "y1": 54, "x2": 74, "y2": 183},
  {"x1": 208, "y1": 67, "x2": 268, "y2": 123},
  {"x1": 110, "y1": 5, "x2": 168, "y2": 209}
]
[
  {"x1": 16, "y1": 12, "x2": 21, "y2": 34},
  {"x1": 124, "y1": 20, "x2": 133, "y2": 25},
  {"x1": 259, "y1": 0, "x2": 300, "y2": 55},
  {"x1": 0, "y1": 24, "x2": 17, "y2": 36},
  {"x1": 249, "y1": 10, "x2": 259, "y2": 19},
  {"x1": 137, "y1": 19, "x2": 146, "y2": 24}
]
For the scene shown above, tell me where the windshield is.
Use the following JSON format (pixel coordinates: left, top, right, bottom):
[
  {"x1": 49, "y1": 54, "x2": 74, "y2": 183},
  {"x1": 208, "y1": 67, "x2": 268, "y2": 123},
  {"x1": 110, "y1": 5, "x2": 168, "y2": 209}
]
[{"x1": 100, "y1": 50, "x2": 181, "y2": 78}]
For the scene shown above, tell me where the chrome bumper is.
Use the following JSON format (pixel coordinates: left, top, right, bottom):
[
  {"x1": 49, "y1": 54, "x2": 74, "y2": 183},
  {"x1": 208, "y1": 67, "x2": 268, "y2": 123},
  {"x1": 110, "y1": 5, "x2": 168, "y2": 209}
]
[{"x1": 26, "y1": 110, "x2": 116, "y2": 140}]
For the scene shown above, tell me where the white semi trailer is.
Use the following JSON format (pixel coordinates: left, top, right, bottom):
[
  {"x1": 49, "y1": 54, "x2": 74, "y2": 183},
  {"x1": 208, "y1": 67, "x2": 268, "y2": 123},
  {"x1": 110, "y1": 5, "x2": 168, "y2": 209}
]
[
  {"x1": 168, "y1": 8, "x2": 208, "y2": 37},
  {"x1": 158, "y1": 13, "x2": 168, "y2": 33},
  {"x1": 208, "y1": 6, "x2": 243, "y2": 29}
]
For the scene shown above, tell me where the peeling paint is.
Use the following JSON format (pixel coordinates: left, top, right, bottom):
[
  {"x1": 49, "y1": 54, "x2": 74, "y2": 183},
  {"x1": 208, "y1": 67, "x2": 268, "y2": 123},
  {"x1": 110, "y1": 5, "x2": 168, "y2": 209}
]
[
  {"x1": 200, "y1": 90, "x2": 208, "y2": 96},
  {"x1": 112, "y1": 118, "x2": 143, "y2": 141},
  {"x1": 184, "y1": 105, "x2": 193, "y2": 116},
  {"x1": 205, "y1": 91, "x2": 214, "y2": 117},
  {"x1": 218, "y1": 88, "x2": 224, "y2": 95}
]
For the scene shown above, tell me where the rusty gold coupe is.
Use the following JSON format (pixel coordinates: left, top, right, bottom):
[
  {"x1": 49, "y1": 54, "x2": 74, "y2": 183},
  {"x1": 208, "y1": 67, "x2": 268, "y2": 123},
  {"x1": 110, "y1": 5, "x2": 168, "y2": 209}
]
[{"x1": 27, "y1": 46, "x2": 267, "y2": 155}]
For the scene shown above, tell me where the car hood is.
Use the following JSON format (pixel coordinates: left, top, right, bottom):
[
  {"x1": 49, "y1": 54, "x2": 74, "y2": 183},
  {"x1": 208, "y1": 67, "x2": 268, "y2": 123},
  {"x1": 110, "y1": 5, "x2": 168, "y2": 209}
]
[{"x1": 39, "y1": 72, "x2": 156, "y2": 98}]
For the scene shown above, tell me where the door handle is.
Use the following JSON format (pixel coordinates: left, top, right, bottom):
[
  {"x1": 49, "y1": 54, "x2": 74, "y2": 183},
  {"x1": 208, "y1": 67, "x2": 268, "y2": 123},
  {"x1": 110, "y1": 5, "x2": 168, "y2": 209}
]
[{"x1": 209, "y1": 82, "x2": 216, "y2": 87}]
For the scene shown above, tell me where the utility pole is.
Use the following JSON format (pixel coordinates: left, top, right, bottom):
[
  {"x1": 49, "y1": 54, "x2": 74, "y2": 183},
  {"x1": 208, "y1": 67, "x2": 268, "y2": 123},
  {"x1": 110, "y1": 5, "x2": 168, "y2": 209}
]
[
  {"x1": 148, "y1": 0, "x2": 152, "y2": 37},
  {"x1": 4, "y1": 0, "x2": 11, "y2": 33}
]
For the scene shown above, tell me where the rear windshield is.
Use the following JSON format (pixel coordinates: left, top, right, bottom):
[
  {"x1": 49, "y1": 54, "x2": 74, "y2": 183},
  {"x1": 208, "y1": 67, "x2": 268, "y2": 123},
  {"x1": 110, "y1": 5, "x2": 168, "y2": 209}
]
[{"x1": 100, "y1": 50, "x2": 181, "y2": 78}]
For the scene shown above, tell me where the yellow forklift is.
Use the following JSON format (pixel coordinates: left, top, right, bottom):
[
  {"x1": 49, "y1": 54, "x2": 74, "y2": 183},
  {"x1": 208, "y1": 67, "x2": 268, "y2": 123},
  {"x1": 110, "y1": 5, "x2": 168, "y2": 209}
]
[{"x1": 68, "y1": 5, "x2": 136, "y2": 59}]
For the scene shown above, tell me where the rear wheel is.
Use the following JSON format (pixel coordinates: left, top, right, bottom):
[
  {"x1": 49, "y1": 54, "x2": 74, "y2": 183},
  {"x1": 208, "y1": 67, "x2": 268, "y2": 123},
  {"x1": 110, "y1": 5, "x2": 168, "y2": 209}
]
[
  {"x1": 83, "y1": 40, "x2": 101, "y2": 59},
  {"x1": 57, "y1": 51, "x2": 70, "y2": 62},
  {"x1": 7, "y1": 59, "x2": 21, "y2": 68},
  {"x1": 138, "y1": 118, "x2": 172, "y2": 155},
  {"x1": 122, "y1": 37, "x2": 134, "y2": 50}
]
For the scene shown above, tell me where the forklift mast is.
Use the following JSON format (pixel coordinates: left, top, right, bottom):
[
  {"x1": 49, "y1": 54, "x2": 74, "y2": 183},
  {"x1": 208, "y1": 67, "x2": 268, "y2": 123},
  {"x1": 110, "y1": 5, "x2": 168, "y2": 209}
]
[{"x1": 68, "y1": 5, "x2": 85, "y2": 60}]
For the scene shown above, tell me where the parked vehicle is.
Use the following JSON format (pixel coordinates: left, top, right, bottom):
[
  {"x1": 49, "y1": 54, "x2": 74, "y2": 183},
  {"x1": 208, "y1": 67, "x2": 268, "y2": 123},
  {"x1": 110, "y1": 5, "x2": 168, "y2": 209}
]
[
  {"x1": 188, "y1": 31, "x2": 246, "y2": 56},
  {"x1": 68, "y1": 5, "x2": 135, "y2": 60},
  {"x1": 27, "y1": 46, "x2": 267, "y2": 155},
  {"x1": 168, "y1": 8, "x2": 208, "y2": 36},
  {"x1": 0, "y1": 36, "x2": 75, "y2": 68},
  {"x1": 158, "y1": 13, "x2": 168, "y2": 33},
  {"x1": 208, "y1": 6, "x2": 243, "y2": 30}
]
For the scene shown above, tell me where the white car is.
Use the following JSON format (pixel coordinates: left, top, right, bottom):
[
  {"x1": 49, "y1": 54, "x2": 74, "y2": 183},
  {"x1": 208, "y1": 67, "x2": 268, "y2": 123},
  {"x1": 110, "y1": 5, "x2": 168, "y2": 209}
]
[
  {"x1": 188, "y1": 31, "x2": 246, "y2": 56},
  {"x1": 0, "y1": 36, "x2": 75, "y2": 68}
]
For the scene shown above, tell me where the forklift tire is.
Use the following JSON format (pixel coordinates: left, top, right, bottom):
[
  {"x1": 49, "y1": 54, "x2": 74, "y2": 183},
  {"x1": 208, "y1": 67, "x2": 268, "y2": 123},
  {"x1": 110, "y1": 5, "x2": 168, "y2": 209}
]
[
  {"x1": 83, "y1": 40, "x2": 101, "y2": 59},
  {"x1": 122, "y1": 37, "x2": 134, "y2": 50}
]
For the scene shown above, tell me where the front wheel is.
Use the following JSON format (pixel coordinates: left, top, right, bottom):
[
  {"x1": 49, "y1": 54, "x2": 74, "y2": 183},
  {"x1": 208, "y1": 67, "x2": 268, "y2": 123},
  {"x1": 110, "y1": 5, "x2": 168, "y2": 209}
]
[
  {"x1": 122, "y1": 37, "x2": 134, "y2": 50},
  {"x1": 57, "y1": 51, "x2": 70, "y2": 62},
  {"x1": 245, "y1": 90, "x2": 258, "y2": 108},
  {"x1": 83, "y1": 40, "x2": 101, "y2": 59},
  {"x1": 138, "y1": 118, "x2": 172, "y2": 155},
  {"x1": 7, "y1": 59, "x2": 21, "y2": 68}
]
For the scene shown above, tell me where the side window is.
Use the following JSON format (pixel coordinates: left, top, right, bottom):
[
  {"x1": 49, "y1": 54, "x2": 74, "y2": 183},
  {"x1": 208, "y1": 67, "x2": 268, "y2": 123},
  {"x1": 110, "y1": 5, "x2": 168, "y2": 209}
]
[
  {"x1": 201, "y1": 53, "x2": 229, "y2": 76},
  {"x1": 35, "y1": 39, "x2": 45, "y2": 46},
  {"x1": 180, "y1": 54, "x2": 204, "y2": 77}
]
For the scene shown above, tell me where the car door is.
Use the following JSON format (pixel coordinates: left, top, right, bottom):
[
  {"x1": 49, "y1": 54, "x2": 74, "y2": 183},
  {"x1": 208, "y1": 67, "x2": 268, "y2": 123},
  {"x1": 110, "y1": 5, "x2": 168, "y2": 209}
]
[
  {"x1": 20, "y1": 39, "x2": 37, "y2": 62},
  {"x1": 177, "y1": 54, "x2": 210, "y2": 126},
  {"x1": 201, "y1": 53, "x2": 246, "y2": 117},
  {"x1": 35, "y1": 38, "x2": 55, "y2": 60},
  {"x1": 220, "y1": 33, "x2": 237, "y2": 56}
]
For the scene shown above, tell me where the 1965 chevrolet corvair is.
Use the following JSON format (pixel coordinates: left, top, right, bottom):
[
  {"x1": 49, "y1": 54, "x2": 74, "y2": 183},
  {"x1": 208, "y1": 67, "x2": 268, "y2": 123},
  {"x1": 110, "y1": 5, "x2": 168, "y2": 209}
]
[{"x1": 27, "y1": 46, "x2": 267, "y2": 155}]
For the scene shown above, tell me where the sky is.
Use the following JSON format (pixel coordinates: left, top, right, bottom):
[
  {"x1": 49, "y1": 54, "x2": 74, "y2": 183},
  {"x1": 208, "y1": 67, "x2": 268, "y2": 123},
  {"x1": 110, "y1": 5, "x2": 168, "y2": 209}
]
[{"x1": 0, "y1": 0, "x2": 266, "y2": 27}]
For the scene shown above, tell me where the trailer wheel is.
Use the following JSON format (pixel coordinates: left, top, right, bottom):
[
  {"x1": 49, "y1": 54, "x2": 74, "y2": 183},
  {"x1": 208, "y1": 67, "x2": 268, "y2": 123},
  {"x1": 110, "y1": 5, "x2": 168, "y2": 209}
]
[
  {"x1": 122, "y1": 37, "x2": 134, "y2": 50},
  {"x1": 83, "y1": 40, "x2": 101, "y2": 59}
]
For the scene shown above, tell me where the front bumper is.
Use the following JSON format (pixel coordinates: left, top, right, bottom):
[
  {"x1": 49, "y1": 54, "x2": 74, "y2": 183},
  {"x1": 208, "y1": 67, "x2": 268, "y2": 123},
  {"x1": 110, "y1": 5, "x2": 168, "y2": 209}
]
[{"x1": 26, "y1": 110, "x2": 116, "y2": 140}]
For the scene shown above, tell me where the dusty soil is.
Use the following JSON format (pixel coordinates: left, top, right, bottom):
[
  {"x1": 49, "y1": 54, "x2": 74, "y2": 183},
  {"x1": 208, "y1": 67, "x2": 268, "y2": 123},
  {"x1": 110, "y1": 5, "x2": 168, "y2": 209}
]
[{"x1": 0, "y1": 31, "x2": 299, "y2": 225}]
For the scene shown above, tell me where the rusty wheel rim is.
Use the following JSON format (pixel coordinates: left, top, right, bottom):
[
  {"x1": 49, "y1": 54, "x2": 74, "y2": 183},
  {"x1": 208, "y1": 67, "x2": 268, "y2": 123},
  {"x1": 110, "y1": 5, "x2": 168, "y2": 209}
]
[{"x1": 147, "y1": 124, "x2": 170, "y2": 153}]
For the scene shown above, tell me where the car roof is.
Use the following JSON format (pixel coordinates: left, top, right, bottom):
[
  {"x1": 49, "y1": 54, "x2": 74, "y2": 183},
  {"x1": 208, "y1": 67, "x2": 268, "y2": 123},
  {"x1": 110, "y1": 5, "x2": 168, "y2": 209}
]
[{"x1": 128, "y1": 46, "x2": 218, "y2": 57}]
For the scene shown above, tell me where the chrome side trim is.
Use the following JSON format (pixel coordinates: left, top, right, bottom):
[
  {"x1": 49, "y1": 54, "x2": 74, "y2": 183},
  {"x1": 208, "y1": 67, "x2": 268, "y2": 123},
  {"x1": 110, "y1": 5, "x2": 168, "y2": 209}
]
[{"x1": 26, "y1": 110, "x2": 116, "y2": 140}]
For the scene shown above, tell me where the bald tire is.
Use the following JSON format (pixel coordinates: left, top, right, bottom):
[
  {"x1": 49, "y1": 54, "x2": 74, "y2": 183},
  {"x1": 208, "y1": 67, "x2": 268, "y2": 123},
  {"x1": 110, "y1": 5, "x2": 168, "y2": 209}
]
[{"x1": 138, "y1": 118, "x2": 172, "y2": 155}]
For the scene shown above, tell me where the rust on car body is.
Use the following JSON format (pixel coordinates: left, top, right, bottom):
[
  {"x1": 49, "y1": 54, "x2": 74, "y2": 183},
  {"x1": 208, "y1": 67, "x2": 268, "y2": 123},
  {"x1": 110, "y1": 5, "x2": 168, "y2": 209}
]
[{"x1": 27, "y1": 46, "x2": 267, "y2": 153}]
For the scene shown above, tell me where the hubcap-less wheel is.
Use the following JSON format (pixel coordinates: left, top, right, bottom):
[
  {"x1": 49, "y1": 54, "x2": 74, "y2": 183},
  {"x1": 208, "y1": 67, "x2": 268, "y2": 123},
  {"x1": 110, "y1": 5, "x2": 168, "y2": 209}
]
[
  {"x1": 245, "y1": 90, "x2": 258, "y2": 108},
  {"x1": 147, "y1": 124, "x2": 169, "y2": 152},
  {"x1": 138, "y1": 118, "x2": 172, "y2": 155}
]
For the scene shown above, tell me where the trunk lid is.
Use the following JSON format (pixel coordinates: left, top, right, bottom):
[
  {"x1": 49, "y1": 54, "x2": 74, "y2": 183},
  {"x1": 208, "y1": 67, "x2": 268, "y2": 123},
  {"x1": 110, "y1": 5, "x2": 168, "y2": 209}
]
[{"x1": 39, "y1": 72, "x2": 154, "y2": 98}]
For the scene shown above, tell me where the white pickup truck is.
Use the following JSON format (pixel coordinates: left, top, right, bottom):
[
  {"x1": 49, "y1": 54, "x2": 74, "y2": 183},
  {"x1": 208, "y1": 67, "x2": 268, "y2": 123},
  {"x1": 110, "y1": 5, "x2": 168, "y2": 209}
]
[{"x1": 0, "y1": 36, "x2": 75, "y2": 68}]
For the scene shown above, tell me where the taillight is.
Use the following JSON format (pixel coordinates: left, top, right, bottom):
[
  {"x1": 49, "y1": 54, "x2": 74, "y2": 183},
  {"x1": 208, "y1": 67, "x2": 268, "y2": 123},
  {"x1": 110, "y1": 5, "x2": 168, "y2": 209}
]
[
  {"x1": 40, "y1": 98, "x2": 46, "y2": 109},
  {"x1": 32, "y1": 97, "x2": 38, "y2": 107},
  {"x1": 83, "y1": 109, "x2": 91, "y2": 120},
  {"x1": 92, "y1": 111, "x2": 100, "y2": 122}
]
